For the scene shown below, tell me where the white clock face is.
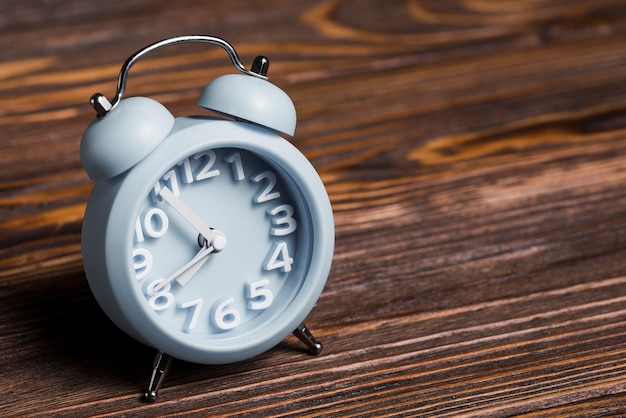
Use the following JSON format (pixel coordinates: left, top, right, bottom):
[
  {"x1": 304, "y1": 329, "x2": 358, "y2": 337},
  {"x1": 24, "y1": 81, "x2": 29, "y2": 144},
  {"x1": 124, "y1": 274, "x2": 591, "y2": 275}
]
[{"x1": 130, "y1": 147, "x2": 312, "y2": 342}]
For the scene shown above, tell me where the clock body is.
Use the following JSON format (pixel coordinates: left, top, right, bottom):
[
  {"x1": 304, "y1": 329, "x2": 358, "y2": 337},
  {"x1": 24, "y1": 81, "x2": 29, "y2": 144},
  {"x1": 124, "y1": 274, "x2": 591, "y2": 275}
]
[{"x1": 81, "y1": 116, "x2": 334, "y2": 364}]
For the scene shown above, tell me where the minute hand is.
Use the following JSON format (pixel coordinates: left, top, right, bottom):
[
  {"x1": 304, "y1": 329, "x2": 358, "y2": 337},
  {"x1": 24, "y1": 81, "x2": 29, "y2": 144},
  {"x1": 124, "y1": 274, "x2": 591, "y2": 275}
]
[{"x1": 159, "y1": 187, "x2": 226, "y2": 251}]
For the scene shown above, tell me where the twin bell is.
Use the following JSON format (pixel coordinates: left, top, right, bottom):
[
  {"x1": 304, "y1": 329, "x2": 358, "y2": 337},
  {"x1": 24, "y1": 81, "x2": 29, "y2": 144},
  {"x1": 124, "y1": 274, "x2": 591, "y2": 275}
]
[{"x1": 80, "y1": 54, "x2": 296, "y2": 182}]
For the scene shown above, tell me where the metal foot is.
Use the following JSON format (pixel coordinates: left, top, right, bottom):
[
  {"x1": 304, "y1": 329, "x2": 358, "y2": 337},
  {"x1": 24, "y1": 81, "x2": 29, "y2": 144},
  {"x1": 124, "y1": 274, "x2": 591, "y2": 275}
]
[
  {"x1": 142, "y1": 351, "x2": 174, "y2": 403},
  {"x1": 292, "y1": 322, "x2": 323, "y2": 355}
]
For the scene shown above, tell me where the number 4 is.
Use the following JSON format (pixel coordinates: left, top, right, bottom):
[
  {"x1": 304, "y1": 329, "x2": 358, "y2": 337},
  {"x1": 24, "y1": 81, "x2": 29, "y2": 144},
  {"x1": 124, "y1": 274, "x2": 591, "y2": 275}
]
[{"x1": 264, "y1": 241, "x2": 294, "y2": 272}]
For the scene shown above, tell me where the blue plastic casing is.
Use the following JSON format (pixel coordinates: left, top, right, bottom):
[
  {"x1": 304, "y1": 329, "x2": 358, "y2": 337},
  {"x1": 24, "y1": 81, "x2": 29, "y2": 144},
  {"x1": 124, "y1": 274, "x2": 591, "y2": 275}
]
[
  {"x1": 81, "y1": 115, "x2": 334, "y2": 364},
  {"x1": 198, "y1": 74, "x2": 296, "y2": 136}
]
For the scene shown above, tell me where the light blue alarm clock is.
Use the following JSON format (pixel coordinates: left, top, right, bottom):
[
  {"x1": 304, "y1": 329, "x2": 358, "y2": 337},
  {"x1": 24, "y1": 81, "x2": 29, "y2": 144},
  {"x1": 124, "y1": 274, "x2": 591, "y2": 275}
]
[{"x1": 79, "y1": 35, "x2": 334, "y2": 401}]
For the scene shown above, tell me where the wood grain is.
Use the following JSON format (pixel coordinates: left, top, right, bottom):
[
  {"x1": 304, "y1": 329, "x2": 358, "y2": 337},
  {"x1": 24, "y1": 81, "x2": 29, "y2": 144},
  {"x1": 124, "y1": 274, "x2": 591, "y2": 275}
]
[{"x1": 2, "y1": 0, "x2": 626, "y2": 416}]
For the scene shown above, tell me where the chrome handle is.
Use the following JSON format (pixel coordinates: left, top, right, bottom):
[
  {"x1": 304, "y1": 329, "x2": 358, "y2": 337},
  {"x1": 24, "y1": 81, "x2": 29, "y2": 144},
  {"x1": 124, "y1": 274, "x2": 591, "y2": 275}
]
[{"x1": 91, "y1": 35, "x2": 267, "y2": 117}]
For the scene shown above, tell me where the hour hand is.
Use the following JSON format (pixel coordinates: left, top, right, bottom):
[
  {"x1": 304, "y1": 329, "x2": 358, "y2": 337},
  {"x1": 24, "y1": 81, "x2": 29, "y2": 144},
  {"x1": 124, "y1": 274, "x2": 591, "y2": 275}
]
[
  {"x1": 153, "y1": 244, "x2": 213, "y2": 293},
  {"x1": 174, "y1": 245, "x2": 213, "y2": 286},
  {"x1": 159, "y1": 187, "x2": 226, "y2": 251}
]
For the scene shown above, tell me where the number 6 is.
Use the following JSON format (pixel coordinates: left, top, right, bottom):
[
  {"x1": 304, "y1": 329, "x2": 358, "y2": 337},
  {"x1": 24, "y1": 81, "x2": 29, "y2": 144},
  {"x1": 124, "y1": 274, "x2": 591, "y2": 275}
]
[{"x1": 211, "y1": 297, "x2": 241, "y2": 330}]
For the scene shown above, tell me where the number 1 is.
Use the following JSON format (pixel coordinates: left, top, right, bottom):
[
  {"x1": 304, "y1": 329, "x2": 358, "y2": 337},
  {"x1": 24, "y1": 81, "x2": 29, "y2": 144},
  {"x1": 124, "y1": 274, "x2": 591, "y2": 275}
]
[{"x1": 225, "y1": 151, "x2": 245, "y2": 181}]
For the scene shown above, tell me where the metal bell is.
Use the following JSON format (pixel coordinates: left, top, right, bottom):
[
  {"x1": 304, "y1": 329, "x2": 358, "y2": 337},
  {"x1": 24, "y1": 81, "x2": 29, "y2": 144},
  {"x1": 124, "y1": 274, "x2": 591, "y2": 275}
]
[
  {"x1": 197, "y1": 72, "x2": 296, "y2": 137},
  {"x1": 80, "y1": 97, "x2": 174, "y2": 181}
]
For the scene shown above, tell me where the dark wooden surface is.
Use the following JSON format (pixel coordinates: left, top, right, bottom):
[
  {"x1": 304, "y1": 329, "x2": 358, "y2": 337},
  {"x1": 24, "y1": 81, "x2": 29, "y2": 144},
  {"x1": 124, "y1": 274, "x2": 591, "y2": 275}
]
[{"x1": 2, "y1": 0, "x2": 626, "y2": 416}]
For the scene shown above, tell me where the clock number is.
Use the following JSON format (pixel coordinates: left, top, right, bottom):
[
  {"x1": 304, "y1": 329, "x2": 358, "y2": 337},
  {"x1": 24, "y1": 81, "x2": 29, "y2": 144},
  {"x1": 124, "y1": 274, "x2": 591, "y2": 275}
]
[
  {"x1": 153, "y1": 170, "x2": 180, "y2": 200},
  {"x1": 145, "y1": 279, "x2": 175, "y2": 311},
  {"x1": 194, "y1": 150, "x2": 221, "y2": 181},
  {"x1": 179, "y1": 298, "x2": 203, "y2": 332},
  {"x1": 209, "y1": 281, "x2": 274, "y2": 332},
  {"x1": 247, "y1": 279, "x2": 274, "y2": 310},
  {"x1": 145, "y1": 208, "x2": 169, "y2": 238},
  {"x1": 135, "y1": 207, "x2": 169, "y2": 242},
  {"x1": 212, "y1": 297, "x2": 241, "y2": 330},
  {"x1": 134, "y1": 217, "x2": 144, "y2": 243},
  {"x1": 252, "y1": 171, "x2": 281, "y2": 203},
  {"x1": 224, "y1": 151, "x2": 245, "y2": 181},
  {"x1": 265, "y1": 241, "x2": 294, "y2": 272},
  {"x1": 163, "y1": 170, "x2": 180, "y2": 195},
  {"x1": 133, "y1": 248, "x2": 153, "y2": 280},
  {"x1": 178, "y1": 158, "x2": 194, "y2": 184},
  {"x1": 269, "y1": 204, "x2": 297, "y2": 236},
  {"x1": 178, "y1": 151, "x2": 220, "y2": 184}
]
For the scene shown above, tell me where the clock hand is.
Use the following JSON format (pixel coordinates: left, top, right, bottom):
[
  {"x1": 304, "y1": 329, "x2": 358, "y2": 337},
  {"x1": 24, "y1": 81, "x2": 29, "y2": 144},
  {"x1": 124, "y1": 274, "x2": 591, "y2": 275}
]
[
  {"x1": 153, "y1": 244, "x2": 214, "y2": 293},
  {"x1": 172, "y1": 245, "x2": 213, "y2": 286},
  {"x1": 159, "y1": 187, "x2": 227, "y2": 251}
]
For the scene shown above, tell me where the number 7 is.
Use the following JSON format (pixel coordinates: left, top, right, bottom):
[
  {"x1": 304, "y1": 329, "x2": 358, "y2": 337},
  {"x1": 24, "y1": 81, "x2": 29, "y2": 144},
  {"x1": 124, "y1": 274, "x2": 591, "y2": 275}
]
[{"x1": 179, "y1": 298, "x2": 203, "y2": 332}]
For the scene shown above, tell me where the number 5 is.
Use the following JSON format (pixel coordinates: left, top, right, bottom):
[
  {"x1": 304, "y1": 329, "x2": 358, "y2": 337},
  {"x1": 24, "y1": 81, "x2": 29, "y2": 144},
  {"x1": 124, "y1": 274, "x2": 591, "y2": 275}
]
[{"x1": 247, "y1": 279, "x2": 274, "y2": 310}]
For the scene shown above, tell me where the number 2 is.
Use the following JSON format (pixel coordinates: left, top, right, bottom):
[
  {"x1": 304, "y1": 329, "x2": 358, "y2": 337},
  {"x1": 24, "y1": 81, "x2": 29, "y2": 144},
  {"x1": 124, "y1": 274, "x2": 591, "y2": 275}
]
[
  {"x1": 252, "y1": 171, "x2": 281, "y2": 203},
  {"x1": 194, "y1": 150, "x2": 220, "y2": 181}
]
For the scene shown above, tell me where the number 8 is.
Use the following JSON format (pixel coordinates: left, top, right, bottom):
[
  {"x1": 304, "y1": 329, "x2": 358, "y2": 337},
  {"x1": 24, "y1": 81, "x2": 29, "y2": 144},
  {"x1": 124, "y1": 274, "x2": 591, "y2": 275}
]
[{"x1": 145, "y1": 279, "x2": 175, "y2": 311}]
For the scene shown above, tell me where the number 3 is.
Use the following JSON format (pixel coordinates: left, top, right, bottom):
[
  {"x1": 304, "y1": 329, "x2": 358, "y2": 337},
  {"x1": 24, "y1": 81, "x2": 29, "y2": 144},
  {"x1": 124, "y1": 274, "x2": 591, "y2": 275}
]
[{"x1": 269, "y1": 204, "x2": 297, "y2": 236}]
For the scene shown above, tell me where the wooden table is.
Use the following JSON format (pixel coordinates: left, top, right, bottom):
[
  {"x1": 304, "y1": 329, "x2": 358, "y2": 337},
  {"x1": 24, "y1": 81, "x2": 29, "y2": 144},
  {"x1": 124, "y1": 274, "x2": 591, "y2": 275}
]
[{"x1": 2, "y1": 1, "x2": 626, "y2": 416}]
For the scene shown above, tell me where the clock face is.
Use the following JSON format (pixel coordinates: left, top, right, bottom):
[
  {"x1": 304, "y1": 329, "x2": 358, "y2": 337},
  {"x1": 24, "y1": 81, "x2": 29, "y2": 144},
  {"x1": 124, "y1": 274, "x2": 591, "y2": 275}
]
[
  {"x1": 130, "y1": 147, "x2": 312, "y2": 348},
  {"x1": 82, "y1": 119, "x2": 333, "y2": 364}
]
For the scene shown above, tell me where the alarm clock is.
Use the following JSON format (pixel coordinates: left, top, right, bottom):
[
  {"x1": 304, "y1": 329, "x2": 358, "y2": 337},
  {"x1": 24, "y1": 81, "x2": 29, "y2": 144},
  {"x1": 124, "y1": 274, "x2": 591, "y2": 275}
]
[{"x1": 79, "y1": 35, "x2": 334, "y2": 401}]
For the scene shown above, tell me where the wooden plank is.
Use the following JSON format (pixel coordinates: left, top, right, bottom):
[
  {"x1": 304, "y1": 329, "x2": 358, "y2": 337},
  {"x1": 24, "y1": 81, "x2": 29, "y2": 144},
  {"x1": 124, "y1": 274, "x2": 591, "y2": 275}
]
[{"x1": 2, "y1": 0, "x2": 626, "y2": 415}]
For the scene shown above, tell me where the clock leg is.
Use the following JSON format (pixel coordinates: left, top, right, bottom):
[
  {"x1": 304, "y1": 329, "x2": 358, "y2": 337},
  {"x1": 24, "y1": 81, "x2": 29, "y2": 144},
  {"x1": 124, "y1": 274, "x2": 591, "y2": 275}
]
[
  {"x1": 292, "y1": 322, "x2": 323, "y2": 355},
  {"x1": 142, "y1": 350, "x2": 174, "y2": 402}
]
